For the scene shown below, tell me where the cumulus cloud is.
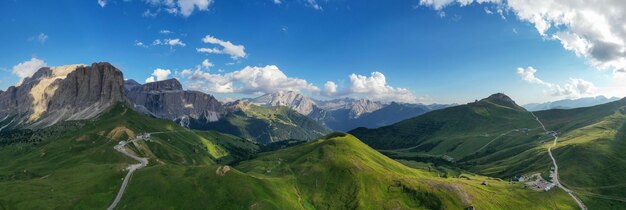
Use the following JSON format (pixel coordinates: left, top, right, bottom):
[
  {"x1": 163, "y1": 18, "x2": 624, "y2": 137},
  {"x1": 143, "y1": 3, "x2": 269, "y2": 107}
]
[
  {"x1": 144, "y1": 0, "x2": 213, "y2": 17},
  {"x1": 197, "y1": 35, "x2": 246, "y2": 59},
  {"x1": 182, "y1": 65, "x2": 319, "y2": 94},
  {"x1": 12, "y1": 58, "x2": 47, "y2": 85},
  {"x1": 159, "y1": 30, "x2": 173, "y2": 34},
  {"x1": 201, "y1": 59, "x2": 213, "y2": 69},
  {"x1": 419, "y1": 0, "x2": 626, "y2": 77},
  {"x1": 323, "y1": 81, "x2": 337, "y2": 96},
  {"x1": 516, "y1": 66, "x2": 598, "y2": 97},
  {"x1": 346, "y1": 72, "x2": 418, "y2": 102},
  {"x1": 145, "y1": 68, "x2": 172, "y2": 83},
  {"x1": 98, "y1": 0, "x2": 106, "y2": 7}
]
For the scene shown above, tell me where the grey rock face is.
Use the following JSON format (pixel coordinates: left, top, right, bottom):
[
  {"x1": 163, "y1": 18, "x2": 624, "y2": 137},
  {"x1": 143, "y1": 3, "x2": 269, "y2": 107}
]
[
  {"x1": 245, "y1": 91, "x2": 331, "y2": 121},
  {"x1": 126, "y1": 79, "x2": 225, "y2": 126},
  {"x1": 124, "y1": 79, "x2": 141, "y2": 91},
  {"x1": 0, "y1": 62, "x2": 126, "y2": 129}
]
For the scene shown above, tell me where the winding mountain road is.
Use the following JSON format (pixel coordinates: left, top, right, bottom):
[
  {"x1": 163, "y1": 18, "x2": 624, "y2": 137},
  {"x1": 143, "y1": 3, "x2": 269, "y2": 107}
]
[
  {"x1": 107, "y1": 138, "x2": 149, "y2": 210},
  {"x1": 530, "y1": 112, "x2": 587, "y2": 210}
]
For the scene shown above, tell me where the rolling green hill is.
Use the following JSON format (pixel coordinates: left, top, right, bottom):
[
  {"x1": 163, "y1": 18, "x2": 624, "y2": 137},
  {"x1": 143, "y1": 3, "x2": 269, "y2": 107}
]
[
  {"x1": 351, "y1": 93, "x2": 626, "y2": 209},
  {"x1": 350, "y1": 93, "x2": 541, "y2": 160},
  {"x1": 0, "y1": 102, "x2": 578, "y2": 209},
  {"x1": 187, "y1": 102, "x2": 332, "y2": 145},
  {"x1": 0, "y1": 104, "x2": 259, "y2": 209},
  {"x1": 532, "y1": 98, "x2": 626, "y2": 209}
]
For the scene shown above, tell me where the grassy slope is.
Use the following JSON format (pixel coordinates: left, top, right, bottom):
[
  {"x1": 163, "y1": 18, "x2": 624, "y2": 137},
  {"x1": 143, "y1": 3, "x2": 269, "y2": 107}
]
[
  {"x1": 119, "y1": 133, "x2": 577, "y2": 209},
  {"x1": 534, "y1": 99, "x2": 626, "y2": 209},
  {"x1": 0, "y1": 104, "x2": 258, "y2": 209},
  {"x1": 0, "y1": 104, "x2": 578, "y2": 209},
  {"x1": 353, "y1": 95, "x2": 626, "y2": 209},
  {"x1": 190, "y1": 104, "x2": 331, "y2": 145},
  {"x1": 350, "y1": 98, "x2": 540, "y2": 161}
]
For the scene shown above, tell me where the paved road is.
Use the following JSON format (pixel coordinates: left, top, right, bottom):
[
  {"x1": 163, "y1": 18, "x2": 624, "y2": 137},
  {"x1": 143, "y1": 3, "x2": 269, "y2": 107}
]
[
  {"x1": 107, "y1": 139, "x2": 149, "y2": 210},
  {"x1": 530, "y1": 112, "x2": 587, "y2": 210}
]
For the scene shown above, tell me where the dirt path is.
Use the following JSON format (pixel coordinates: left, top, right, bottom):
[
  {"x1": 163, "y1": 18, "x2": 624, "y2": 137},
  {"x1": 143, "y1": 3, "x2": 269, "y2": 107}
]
[
  {"x1": 476, "y1": 130, "x2": 516, "y2": 152},
  {"x1": 530, "y1": 112, "x2": 587, "y2": 210}
]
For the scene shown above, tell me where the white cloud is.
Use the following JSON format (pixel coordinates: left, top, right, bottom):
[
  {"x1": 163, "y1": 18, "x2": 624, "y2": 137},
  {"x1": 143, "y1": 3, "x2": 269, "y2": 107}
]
[
  {"x1": 159, "y1": 30, "x2": 173, "y2": 34},
  {"x1": 166, "y1": 38, "x2": 186, "y2": 46},
  {"x1": 12, "y1": 58, "x2": 47, "y2": 85},
  {"x1": 134, "y1": 40, "x2": 148, "y2": 48},
  {"x1": 143, "y1": 0, "x2": 213, "y2": 17},
  {"x1": 98, "y1": 0, "x2": 107, "y2": 7},
  {"x1": 516, "y1": 66, "x2": 598, "y2": 97},
  {"x1": 323, "y1": 81, "x2": 337, "y2": 96},
  {"x1": 306, "y1": 0, "x2": 322, "y2": 10},
  {"x1": 201, "y1": 59, "x2": 213, "y2": 69},
  {"x1": 346, "y1": 72, "x2": 418, "y2": 102},
  {"x1": 516, "y1": 66, "x2": 547, "y2": 85},
  {"x1": 197, "y1": 35, "x2": 246, "y2": 59},
  {"x1": 151, "y1": 38, "x2": 186, "y2": 47},
  {"x1": 145, "y1": 68, "x2": 172, "y2": 83},
  {"x1": 419, "y1": 0, "x2": 626, "y2": 77},
  {"x1": 182, "y1": 65, "x2": 319, "y2": 94},
  {"x1": 273, "y1": 0, "x2": 281, "y2": 4}
]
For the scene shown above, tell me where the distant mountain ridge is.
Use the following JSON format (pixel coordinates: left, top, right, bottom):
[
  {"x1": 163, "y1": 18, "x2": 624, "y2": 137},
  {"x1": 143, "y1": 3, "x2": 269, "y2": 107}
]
[
  {"x1": 523, "y1": 96, "x2": 621, "y2": 111},
  {"x1": 246, "y1": 91, "x2": 452, "y2": 131}
]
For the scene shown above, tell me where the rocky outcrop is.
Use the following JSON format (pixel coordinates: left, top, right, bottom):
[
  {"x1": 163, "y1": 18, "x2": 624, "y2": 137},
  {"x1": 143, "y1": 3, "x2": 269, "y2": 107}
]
[
  {"x1": 0, "y1": 62, "x2": 126, "y2": 129},
  {"x1": 126, "y1": 79, "x2": 225, "y2": 127}
]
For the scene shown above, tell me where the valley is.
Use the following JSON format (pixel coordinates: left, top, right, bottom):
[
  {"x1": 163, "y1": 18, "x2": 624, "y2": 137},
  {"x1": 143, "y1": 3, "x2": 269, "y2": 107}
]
[{"x1": 0, "y1": 63, "x2": 623, "y2": 209}]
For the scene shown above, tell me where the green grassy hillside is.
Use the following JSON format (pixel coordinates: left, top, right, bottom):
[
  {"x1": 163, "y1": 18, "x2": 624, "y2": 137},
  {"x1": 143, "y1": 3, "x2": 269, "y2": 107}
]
[
  {"x1": 188, "y1": 102, "x2": 331, "y2": 145},
  {"x1": 533, "y1": 98, "x2": 626, "y2": 209},
  {"x1": 119, "y1": 133, "x2": 577, "y2": 209},
  {"x1": 351, "y1": 94, "x2": 626, "y2": 209},
  {"x1": 0, "y1": 103, "x2": 578, "y2": 209},
  {"x1": 0, "y1": 104, "x2": 259, "y2": 209},
  {"x1": 350, "y1": 93, "x2": 540, "y2": 160}
]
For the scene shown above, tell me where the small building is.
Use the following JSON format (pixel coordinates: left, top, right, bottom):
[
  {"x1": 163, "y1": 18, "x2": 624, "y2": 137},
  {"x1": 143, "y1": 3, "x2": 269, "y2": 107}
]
[{"x1": 544, "y1": 183, "x2": 556, "y2": 191}]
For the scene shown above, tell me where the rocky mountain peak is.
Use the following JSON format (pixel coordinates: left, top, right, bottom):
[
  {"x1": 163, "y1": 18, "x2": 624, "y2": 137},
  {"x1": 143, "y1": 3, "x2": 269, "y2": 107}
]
[
  {"x1": 0, "y1": 62, "x2": 126, "y2": 129},
  {"x1": 480, "y1": 93, "x2": 524, "y2": 110},
  {"x1": 348, "y1": 99, "x2": 384, "y2": 118},
  {"x1": 137, "y1": 78, "x2": 183, "y2": 92},
  {"x1": 126, "y1": 78, "x2": 225, "y2": 125}
]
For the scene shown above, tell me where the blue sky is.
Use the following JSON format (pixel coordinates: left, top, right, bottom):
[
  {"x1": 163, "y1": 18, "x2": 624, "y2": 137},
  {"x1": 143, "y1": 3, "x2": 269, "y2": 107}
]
[{"x1": 1, "y1": 0, "x2": 623, "y2": 104}]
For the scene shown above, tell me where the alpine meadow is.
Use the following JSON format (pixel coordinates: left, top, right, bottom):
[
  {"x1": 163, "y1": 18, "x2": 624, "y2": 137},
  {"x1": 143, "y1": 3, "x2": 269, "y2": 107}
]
[{"x1": 2, "y1": 0, "x2": 626, "y2": 209}]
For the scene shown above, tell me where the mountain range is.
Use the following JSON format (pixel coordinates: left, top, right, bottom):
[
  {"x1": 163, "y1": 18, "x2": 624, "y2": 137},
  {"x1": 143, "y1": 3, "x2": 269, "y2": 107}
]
[
  {"x1": 523, "y1": 95, "x2": 621, "y2": 111},
  {"x1": 2, "y1": 62, "x2": 625, "y2": 209},
  {"x1": 246, "y1": 91, "x2": 453, "y2": 131},
  {"x1": 0, "y1": 63, "x2": 444, "y2": 144}
]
